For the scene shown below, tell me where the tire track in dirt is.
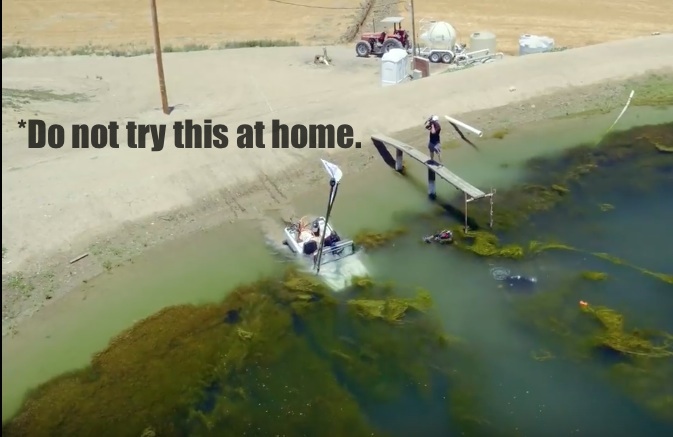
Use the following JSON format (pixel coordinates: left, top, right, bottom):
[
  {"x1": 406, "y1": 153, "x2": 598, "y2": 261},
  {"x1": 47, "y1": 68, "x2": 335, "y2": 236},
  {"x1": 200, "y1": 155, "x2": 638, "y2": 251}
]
[
  {"x1": 261, "y1": 172, "x2": 288, "y2": 204},
  {"x1": 222, "y1": 188, "x2": 246, "y2": 219}
]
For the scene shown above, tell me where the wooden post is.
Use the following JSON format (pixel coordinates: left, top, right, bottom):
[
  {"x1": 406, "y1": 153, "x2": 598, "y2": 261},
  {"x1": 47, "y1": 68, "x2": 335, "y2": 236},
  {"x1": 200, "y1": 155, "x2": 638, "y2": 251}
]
[
  {"x1": 410, "y1": 0, "x2": 418, "y2": 56},
  {"x1": 464, "y1": 192, "x2": 469, "y2": 232},
  {"x1": 489, "y1": 189, "x2": 495, "y2": 229},
  {"x1": 428, "y1": 168, "x2": 437, "y2": 200},
  {"x1": 150, "y1": 0, "x2": 170, "y2": 115},
  {"x1": 395, "y1": 149, "x2": 404, "y2": 172}
]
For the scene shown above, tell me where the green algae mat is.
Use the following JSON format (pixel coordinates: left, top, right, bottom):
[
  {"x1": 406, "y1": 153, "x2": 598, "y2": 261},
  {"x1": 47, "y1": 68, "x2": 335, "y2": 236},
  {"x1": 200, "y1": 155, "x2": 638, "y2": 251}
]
[{"x1": 2, "y1": 269, "x2": 502, "y2": 436}]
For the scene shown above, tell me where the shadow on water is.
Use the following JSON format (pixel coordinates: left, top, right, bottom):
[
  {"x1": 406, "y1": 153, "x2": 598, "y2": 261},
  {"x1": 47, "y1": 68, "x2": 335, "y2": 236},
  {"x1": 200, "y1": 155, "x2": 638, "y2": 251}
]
[
  {"x1": 371, "y1": 138, "x2": 397, "y2": 168},
  {"x1": 195, "y1": 381, "x2": 221, "y2": 414},
  {"x1": 193, "y1": 309, "x2": 245, "y2": 414},
  {"x1": 371, "y1": 137, "x2": 481, "y2": 230},
  {"x1": 289, "y1": 296, "x2": 458, "y2": 436}
]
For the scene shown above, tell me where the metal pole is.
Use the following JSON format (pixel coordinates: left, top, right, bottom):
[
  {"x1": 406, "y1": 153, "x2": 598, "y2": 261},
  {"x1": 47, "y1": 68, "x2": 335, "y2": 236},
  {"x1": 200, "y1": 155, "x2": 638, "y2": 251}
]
[
  {"x1": 150, "y1": 0, "x2": 170, "y2": 114},
  {"x1": 427, "y1": 168, "x2": 436, "y2": 200},
  {"x1": 395, "y1": 149, "x2": 404, "y2": 172},
  {"x1": 315, "y1": 179, "x2": 339, "y2": 274},
  {"x1": 410, "y1": 0, "x2": 418, "y2": 57},
  {"x1": 489, "y1": 189, "x2": 495, "y2": 229},
  {"x1": 464, "y1": 192, "x2": 468, "y2": 232}
]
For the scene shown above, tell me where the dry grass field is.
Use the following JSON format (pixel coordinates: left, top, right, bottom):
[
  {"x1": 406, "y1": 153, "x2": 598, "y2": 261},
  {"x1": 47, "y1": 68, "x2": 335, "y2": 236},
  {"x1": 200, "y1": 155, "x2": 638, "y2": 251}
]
[
  {"x1": 415, "y1": 0, "x2": 669, "y2": 53},
  {"x1": 1, "y1": 0, "x2": 366, "y2": 51},
  {"x1": 2, "y1": 0, "x2": 669, "y2": 55}
]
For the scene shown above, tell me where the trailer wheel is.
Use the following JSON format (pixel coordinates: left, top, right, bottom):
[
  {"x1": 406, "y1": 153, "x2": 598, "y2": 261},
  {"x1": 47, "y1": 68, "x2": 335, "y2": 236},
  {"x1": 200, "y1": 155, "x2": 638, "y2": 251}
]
[
  {"x1": 428, "y1": 52, "x2": 440, "y2": 63},
  {"x1": 441, "y1": 52, "x2": 454, "y2": 63}
]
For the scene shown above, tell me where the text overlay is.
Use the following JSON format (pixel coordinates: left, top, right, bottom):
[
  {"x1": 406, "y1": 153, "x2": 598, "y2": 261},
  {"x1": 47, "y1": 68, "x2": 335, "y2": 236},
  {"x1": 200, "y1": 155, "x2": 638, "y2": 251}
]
[{"x1": 17, "y1": 119, "x2": 362, "y2": 151}]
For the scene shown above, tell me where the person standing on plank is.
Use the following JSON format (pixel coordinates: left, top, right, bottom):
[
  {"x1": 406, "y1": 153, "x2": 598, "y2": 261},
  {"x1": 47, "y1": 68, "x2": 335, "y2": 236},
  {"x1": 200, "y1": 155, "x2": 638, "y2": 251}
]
[{"x1": 425, "y1": 115, "x2": 442, "y2": 165}]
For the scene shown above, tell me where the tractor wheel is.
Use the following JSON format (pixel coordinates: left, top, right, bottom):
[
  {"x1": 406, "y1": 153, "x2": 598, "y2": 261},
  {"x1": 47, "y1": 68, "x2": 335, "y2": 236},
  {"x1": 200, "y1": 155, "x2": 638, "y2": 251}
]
[
  {"x1": 382, "y1": 38, "x2": 403, "y2": 53},
  {"x1": 441, "y1": 52, "x2": 454, "y2": 64},
  {"x1": 355, "y1": 41, "x2": 371, "y2": 57},
  {"x1": 428, "y1": 52, "x2": 441, "y2": 63}
]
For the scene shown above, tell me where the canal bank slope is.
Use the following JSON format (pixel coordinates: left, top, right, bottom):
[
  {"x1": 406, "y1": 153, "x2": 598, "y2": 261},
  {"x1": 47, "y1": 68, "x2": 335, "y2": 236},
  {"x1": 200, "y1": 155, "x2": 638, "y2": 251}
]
[{"x1": 2, "y1": 35, "x2": 673, "y2": 335}]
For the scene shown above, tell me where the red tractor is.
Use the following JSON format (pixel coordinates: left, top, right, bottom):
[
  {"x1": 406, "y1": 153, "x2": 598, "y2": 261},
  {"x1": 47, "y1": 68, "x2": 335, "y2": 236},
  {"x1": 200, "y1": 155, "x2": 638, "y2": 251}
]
[{"x1": 355, "y1": 16, "x2": 411, "y2": 58}]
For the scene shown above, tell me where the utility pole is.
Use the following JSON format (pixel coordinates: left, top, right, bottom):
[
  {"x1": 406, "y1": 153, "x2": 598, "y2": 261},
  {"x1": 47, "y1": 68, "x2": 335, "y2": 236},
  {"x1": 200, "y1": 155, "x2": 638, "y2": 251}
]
[
  {"x1": 410, "y1": 0, "x2": 418, "y2": 57},
  {"x1": 150, "y1": 0, "x2": 170, "y2": 114}
]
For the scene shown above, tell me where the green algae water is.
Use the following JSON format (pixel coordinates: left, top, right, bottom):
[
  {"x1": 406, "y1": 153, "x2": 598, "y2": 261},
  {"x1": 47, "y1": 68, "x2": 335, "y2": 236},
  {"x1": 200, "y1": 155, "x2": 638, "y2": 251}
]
[
  {"x1": 361, "y1": 121, "x2": 673, "y2": 435},
  {"x1": 1, "y1": 221, "x2": 282, "y2": 421},
  {"x1": 3, "y1": 109, "x2": 673, "y2": 435}
]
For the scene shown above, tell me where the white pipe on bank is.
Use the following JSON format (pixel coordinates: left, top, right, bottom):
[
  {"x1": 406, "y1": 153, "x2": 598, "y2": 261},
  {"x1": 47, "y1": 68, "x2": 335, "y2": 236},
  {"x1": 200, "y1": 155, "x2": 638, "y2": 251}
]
[
  {"x1": 605, "y1": 90, "x2": 635, "y2": 136},
  {"x1": 444, "y1": 115, "x2": 483, "y2": 137}
]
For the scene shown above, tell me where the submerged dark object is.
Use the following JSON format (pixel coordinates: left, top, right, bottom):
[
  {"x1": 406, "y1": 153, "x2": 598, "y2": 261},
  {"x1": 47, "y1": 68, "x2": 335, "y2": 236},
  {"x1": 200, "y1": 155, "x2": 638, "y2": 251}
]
[
  {"x1": 423, "y1": 229, "x2": 454, "y2": 244},
  {"x1": 223, "y1": 309, "x2": 241, "y2": 324},
  {"x1": 504, "y1": 275, "x2": 538, "y2": 290}
]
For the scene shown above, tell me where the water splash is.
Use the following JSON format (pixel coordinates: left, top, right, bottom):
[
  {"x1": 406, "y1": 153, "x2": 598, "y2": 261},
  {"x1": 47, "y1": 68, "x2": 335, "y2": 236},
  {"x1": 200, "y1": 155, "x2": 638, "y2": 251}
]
[
  {"x1": 490, "y1": 267, "x2": 511, "y2": 281},
  {"x1": 264, "y1": 235, "x2": 370, "y2": 291}
]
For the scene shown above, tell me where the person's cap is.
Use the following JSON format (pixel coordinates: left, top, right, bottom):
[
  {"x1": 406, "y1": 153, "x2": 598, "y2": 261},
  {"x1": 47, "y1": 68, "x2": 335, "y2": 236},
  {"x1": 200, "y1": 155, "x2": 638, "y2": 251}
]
[{"x1": 431, "y1": 115, "x2": 439, "y2": 121}]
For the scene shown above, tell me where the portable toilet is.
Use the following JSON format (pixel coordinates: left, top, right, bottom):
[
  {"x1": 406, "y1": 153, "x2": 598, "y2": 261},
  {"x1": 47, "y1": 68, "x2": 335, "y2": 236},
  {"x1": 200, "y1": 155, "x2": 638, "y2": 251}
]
[{"x1": 381, "y1": 48, "x2": 408, "y2": 87}]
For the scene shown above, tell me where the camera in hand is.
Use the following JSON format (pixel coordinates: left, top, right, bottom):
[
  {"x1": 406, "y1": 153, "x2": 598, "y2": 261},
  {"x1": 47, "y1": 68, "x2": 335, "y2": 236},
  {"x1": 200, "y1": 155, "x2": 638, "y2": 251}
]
[{"x1": 425, "y1": 115, "x2": 439, "y2": 130}]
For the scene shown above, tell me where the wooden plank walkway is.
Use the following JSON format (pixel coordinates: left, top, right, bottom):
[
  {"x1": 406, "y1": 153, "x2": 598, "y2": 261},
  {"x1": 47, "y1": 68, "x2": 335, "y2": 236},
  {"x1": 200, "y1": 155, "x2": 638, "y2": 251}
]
[{"x1": 371, "y1": 134, "x2": 487, "y2": 199}]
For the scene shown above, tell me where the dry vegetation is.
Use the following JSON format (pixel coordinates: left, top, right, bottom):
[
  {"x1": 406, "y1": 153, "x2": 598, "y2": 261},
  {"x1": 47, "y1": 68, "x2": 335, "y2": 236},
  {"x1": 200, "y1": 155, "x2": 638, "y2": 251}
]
[
  {"x1": 1, "y1": 0, "x2": 364, "y2": 55},
  {"x1": 2, "y1": 0, "x2": 669, "y2": 57},
  {"x1": 414, "y1": 0, "x2": 668, "y2": 53}
]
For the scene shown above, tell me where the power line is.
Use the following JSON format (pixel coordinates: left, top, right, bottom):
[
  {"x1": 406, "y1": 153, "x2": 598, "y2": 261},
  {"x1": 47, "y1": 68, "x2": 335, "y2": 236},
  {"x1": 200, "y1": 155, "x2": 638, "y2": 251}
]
[{"x1": 268, "y1": 0, "x2": 406, "y2": 11}]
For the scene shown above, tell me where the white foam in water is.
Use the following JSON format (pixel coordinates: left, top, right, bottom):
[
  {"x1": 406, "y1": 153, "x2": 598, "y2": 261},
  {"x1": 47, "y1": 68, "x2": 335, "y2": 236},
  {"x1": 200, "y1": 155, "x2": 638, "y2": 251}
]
[
  {"x1": 264, "y1": 237, "x2": 370, "y2": 291},
  {"x1": 316, "y1": 252, "x2": 370, "y2": 291}
]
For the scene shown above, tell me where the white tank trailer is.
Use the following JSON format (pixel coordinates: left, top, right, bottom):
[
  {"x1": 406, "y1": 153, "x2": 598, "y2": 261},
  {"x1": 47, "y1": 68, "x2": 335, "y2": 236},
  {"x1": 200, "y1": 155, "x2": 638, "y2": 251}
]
[
  {"x1": 417, "y1": 20, "x2": 459, "y2": 63},
  {"x1": 417, "y1": 20, "x2": 503, "y2": 65}
]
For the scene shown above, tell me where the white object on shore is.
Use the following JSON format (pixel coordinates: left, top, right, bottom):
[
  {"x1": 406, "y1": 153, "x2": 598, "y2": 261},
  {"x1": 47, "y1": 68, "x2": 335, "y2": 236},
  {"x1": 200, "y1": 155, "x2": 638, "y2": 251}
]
[
  {"x1": 605, "y1": 90, "x2": 635, "y2": 135},
  {"x1": 69, "y1": 253, "x2": 89, "y2": 264},
  {"x1": 519, "y1": 34, "x2": 555, "y2": 55},
  {"x1": 444, "y1": 115, "x2": 483, "y2": 137}
]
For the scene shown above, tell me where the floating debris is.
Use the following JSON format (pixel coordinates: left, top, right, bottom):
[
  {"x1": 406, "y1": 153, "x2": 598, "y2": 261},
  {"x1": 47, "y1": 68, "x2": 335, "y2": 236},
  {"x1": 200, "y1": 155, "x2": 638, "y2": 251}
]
[
  {"x1": 353, "y1": 227, "x2": 407, "y2": 250},
  {"x1": 581, "y1": 305, "x2": 673, "y2": 358},
  {"x1": 530, "y1": 349, "x2": 555, "y2": 361},
  {"x1": 581, "y1": 271, "x2": 609, "y2": 281}
]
